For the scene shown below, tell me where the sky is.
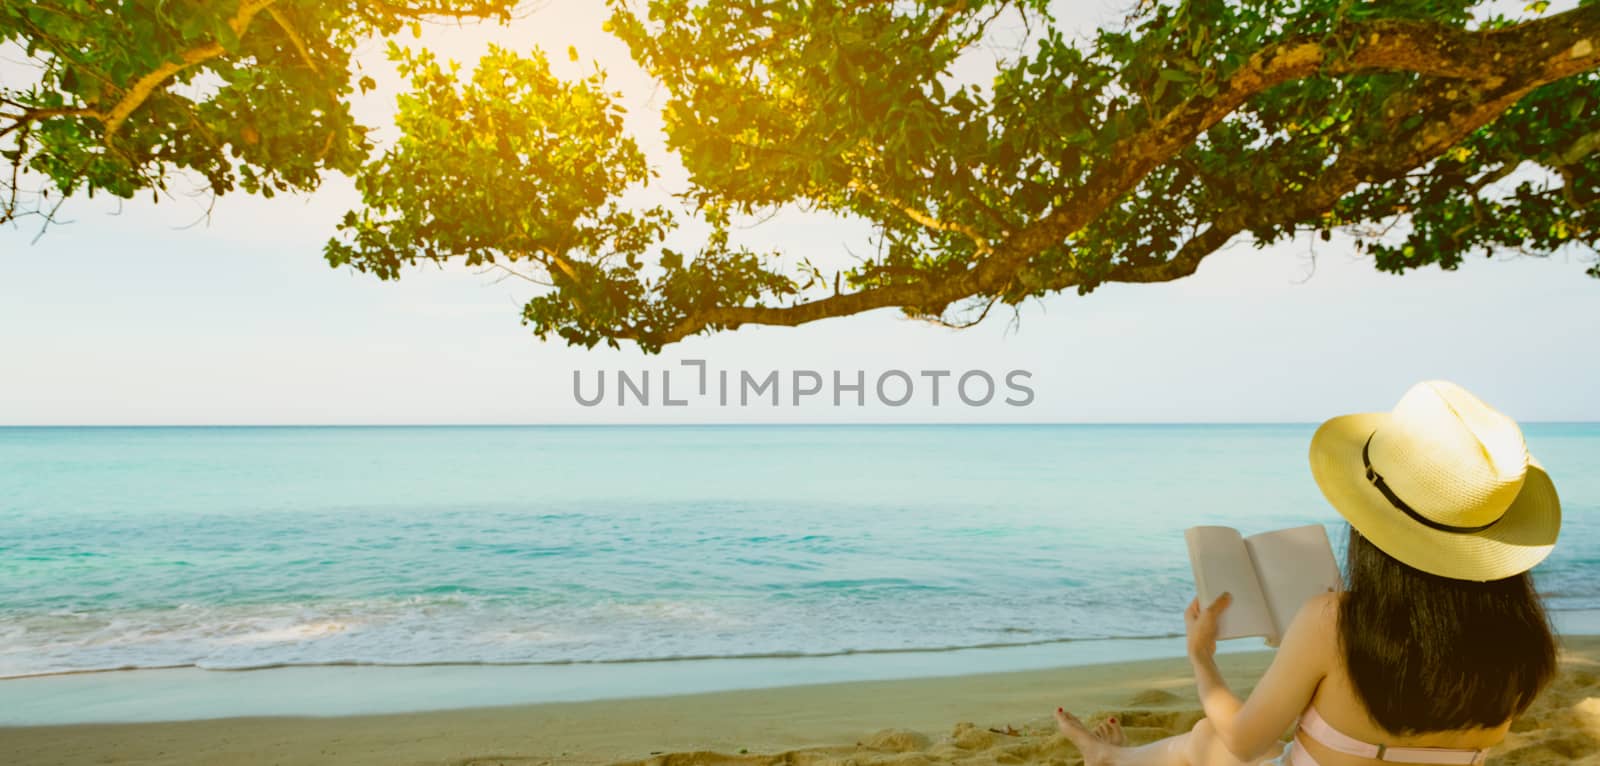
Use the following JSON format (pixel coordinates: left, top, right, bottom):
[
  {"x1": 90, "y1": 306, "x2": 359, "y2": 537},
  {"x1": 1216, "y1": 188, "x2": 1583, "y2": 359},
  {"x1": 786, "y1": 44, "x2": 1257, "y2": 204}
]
[{"x1": 0, "y1": 1, "x2": 1595, "y2": 425}]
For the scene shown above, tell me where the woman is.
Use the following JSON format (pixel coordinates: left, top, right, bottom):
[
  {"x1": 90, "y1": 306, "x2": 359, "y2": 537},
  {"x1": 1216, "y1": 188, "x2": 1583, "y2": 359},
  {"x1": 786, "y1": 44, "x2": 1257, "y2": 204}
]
[{"x1": 1055, "y1": 381, "x2": 1562, "y2": 766}]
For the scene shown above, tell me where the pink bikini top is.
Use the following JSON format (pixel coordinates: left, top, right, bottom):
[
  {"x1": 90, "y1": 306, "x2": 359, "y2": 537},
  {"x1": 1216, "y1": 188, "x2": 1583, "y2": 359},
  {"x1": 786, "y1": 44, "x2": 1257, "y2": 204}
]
[{"x1": 1293, "y1": 706, "x2": 1491, "y2": 765}]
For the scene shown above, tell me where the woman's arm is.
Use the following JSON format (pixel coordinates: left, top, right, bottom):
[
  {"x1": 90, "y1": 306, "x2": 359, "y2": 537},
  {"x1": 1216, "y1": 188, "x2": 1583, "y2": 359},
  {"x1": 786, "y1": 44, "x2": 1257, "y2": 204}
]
[{"x1": 1186, "y1": 591, "x2": 1336, "y2": 761}]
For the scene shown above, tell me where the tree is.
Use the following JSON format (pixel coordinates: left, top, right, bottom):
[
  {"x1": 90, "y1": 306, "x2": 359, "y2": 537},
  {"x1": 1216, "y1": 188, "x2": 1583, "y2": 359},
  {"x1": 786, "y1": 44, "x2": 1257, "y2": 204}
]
[{"x1": 5, "y1": 1, "x2": 1598, "y2": 353}]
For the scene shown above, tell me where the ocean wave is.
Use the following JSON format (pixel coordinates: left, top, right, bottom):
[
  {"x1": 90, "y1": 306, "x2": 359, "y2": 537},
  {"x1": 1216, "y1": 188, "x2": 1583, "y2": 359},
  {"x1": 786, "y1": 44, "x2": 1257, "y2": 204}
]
[
  {"x1": 0, "y1": 589, "x2": 1195, "y2": 680},
  {"x1": 0, "y1": 631, "x2": 1189, "y2": 681},
  {"x1": 8, "y1": 586, "x2": 1599, "y2": 680}
]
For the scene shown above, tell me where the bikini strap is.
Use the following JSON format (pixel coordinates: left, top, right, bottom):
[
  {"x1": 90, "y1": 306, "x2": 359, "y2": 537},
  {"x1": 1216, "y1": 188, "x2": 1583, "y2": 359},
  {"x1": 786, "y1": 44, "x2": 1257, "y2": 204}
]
[{"x1": 1297, "y1": 706, "x2": 1490, "y2": 765}]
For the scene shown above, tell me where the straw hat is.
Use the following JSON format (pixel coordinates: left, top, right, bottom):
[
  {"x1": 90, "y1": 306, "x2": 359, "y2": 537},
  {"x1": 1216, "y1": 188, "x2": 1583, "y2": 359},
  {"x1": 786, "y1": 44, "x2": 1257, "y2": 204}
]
[{"x1": 1309, "y1": 381, "x2": 1560, "y2": 582}]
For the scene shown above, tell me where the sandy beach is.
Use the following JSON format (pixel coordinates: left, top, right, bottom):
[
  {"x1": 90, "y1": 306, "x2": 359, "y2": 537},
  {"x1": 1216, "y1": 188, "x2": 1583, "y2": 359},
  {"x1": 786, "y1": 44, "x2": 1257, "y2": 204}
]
[{"x1": 1, "y1": 636, "x2": 1596, "y2": 766}]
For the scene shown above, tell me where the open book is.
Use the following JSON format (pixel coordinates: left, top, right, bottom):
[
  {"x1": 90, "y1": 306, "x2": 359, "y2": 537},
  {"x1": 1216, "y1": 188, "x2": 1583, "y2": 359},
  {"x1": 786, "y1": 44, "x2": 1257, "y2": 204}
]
[{"x1": 1184, "y1": 524, "x2": 1342, "y2": 646}]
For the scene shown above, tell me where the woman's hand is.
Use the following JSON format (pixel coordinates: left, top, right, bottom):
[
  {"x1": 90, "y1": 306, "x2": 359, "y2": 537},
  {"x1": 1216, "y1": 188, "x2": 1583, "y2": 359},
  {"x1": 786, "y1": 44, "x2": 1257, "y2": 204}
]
[{"x1": 1185, "y1": 592, "x2": 1232, "y2": 663}]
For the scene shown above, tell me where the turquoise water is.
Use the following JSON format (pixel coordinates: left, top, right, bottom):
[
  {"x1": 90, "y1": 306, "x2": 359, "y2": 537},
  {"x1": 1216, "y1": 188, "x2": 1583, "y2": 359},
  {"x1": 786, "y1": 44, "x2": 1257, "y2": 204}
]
[{"x1": 2, "y1": 424, "x2": 1596, "y2": 681}]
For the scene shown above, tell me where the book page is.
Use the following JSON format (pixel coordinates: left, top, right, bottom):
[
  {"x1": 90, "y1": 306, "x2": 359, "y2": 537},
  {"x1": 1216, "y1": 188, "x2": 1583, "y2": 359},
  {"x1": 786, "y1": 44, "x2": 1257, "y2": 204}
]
[
  {"x1": 1184, "y1": 526, "x2": 1274, "y2": 641},
  {"x1": 1243, "y1": 524, "x2": 1343, "y2": 645}
]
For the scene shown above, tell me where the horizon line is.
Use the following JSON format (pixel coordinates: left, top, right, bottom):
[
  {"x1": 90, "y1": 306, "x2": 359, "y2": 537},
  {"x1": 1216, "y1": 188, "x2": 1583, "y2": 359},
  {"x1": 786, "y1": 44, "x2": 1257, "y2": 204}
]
[{"x1": 2, "y1": 420, "x2": 1596, "y2": 428}]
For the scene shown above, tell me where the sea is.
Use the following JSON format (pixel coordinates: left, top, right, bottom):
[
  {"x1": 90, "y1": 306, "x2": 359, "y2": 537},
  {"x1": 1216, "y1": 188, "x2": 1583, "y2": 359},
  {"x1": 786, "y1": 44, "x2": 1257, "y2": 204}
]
[{"x1": 1, "y1": 424, "x2": 1596, "y2": 719}]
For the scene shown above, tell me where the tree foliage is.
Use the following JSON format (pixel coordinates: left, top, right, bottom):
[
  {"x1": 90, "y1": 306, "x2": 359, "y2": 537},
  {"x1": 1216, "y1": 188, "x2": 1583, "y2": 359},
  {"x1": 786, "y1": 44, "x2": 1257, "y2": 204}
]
[
  {"x1": 5, "y1": 1, "x2": 1599, "y2": 352},
  {"x1": 0, "y1": 0, "x2": 511, "y2": 221}
]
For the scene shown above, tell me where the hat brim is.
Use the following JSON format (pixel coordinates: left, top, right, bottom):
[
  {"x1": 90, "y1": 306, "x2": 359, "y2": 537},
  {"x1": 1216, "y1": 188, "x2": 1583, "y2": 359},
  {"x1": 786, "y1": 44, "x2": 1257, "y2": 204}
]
[{"x1": 1309, "y1": 412, "x2": 1561, "y2": 582}]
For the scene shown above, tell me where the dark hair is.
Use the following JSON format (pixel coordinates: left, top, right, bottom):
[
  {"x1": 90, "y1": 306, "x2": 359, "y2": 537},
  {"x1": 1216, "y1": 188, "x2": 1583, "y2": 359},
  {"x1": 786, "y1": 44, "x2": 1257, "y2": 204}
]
[{"x1": 1338, "y1": 525, "x2": 1557, "y2": 734}]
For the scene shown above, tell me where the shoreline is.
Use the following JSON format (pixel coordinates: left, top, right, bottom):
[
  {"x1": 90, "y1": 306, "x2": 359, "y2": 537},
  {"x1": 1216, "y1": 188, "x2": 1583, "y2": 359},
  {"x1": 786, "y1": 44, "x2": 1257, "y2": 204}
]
[
  {"x1": 0, "y1": 633, "x2": 1215, "y2": 726},
  {"x1": 0, "y1": 632, "x2": 1193, "y2": 683},
  {"x1": 8, "y1": 609, "x2": 1600, "y2": 727},
  {"x1": 2, "y1": 636, "x2": 1597, "y2": 765}
]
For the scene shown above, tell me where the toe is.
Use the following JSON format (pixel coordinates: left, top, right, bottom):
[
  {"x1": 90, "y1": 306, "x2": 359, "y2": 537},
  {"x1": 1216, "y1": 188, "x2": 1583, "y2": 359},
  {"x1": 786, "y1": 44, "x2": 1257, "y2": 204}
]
[
  {"x1": 1054, "y1": 708, "x2": 1090, "y2": 739},
  {"x1": 1057, "y1": 709, "x2": 1120, "y2": 765}
]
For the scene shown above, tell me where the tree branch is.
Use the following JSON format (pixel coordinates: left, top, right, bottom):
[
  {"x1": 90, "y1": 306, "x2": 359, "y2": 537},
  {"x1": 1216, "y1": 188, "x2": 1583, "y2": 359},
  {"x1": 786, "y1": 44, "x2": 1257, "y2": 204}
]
[
  {"x1": 268, "y1": 6, "x2": 321, "y2": 74},
  {"x1": 1067, "y1": 62, "x2": 1550, "y2": 287},
  {"x1": 846, "y1": 178, "x2": 992, "y2": 253},
  {"x1": 102, "y1": 0, "x2": 280, "y2": 140},
  {"x1": 637, "y1": 4, "x2": 1600, "y2": 345},
  {"x1": 0, "y1": 106, "x2": 102, "y2": 139}
]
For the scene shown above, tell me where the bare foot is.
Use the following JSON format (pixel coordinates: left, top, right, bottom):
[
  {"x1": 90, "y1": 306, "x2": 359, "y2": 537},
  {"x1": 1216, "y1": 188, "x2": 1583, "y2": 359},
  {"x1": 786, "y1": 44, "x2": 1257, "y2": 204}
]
[
  {"x1": 1055, "y1": 708, "x2": 1123, "y2": 766},
  {"x1": 1095, "y1": 716, "x2": 1126, "y2": 746}
]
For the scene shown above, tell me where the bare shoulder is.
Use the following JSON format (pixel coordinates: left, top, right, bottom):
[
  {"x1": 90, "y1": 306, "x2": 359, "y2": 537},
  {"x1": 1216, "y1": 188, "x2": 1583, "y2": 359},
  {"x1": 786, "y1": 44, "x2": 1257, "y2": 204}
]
[
  {"x1": 1303, "y1": 590, "x2": 1341, "y2": 625},
  {"x1": 1285, "y1": 591, "x2": 1340, "y2": 653}
]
